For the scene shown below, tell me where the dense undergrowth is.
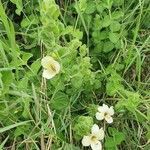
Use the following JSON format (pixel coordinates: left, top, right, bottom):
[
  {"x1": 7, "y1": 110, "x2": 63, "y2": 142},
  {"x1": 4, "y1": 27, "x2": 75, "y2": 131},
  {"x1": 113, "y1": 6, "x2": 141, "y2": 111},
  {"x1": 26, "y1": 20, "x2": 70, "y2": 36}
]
[{"x1": 0, "y1": 0, "x2": 150, "y2": 149}]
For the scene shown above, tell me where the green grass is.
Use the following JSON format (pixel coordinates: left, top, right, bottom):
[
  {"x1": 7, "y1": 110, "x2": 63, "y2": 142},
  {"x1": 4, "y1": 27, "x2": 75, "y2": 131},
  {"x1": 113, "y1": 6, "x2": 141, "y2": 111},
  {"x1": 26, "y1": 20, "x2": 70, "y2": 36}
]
[{"x1": 0, "y1": 0, "x2": 150, "y2": 149}]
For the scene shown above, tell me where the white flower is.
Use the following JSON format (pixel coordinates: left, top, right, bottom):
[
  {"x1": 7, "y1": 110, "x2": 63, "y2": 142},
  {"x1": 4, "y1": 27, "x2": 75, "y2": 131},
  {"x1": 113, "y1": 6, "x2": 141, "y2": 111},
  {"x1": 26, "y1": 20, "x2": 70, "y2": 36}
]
[
  {"x1": 41, "y1": 56, "x2": 60, "y2": 79},
  {"x1": 82, "y1": 124, "x2": 104, "y2": 150},
  {"x1": 96, "y1": 104, "x2": 114, "y2": 123}
]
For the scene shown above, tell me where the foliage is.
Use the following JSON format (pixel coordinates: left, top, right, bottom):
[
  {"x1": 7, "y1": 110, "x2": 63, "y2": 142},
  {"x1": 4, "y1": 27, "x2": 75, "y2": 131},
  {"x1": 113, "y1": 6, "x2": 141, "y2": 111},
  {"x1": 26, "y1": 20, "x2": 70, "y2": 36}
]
[
  {"x1": 0, "y1": 0, "x2": 149, "y2": 149},
  {"x1": 73, "y1": 116, "x2": 93, "y2": 140},
  {"x1": 105, "y1": 127, "x2": 125, "y2": 150}
]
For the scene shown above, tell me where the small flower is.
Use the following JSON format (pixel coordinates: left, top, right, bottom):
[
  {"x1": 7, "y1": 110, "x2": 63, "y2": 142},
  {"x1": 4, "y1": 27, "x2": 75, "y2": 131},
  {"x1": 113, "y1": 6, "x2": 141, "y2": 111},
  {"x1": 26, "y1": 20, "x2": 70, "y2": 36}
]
[
  {"x1": 82, "y1": 124, "x2": 104, "y2": 150},
  {"x1": 96, "y1": 104, "x2": 114, "y2": 123},
  {"x1": 41, "y1": 56, "x2": 60, "y2": 79}
]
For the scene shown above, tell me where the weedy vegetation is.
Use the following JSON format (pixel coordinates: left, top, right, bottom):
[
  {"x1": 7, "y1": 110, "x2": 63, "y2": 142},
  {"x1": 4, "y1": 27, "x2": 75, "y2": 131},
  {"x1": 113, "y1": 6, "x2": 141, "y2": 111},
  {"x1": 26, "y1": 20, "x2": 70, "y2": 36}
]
[{"x1": 0, "y1": 0, "x2": 150, "y2": 149}]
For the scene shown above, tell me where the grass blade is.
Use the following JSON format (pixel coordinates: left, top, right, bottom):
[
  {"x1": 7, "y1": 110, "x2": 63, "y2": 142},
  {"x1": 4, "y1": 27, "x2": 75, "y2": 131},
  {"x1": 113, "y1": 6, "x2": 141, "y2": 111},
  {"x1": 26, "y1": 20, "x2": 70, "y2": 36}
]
[{"x1": 0, "y1": 120, "x2": 31, "y2": 133}]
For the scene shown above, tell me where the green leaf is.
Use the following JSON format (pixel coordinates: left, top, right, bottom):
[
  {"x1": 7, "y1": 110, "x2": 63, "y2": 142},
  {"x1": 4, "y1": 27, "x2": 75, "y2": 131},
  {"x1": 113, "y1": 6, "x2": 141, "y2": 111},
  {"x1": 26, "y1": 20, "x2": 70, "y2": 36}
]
[
  {"x1": 93, "y1": 14, "x2": 103, "y2": 30},
  {"x1": 96, "y1": 3, "x2": 104, "y2": 13},
  {"x1": 26, "y1": 59, "x2": 41, "y2": 77},
  {"x1": 18, "y1": 77, "x2": 28, "y2": 90},
  {"x1": 105, "y1": 127, "x2": 125, "y2": 149},
  {"x1": 73, "y1": 116, "x2": 93, "y2": 140},
  {"x1": 112, "y1": 11, "x2": 124, "y2": 20},
  {"x1": 110, "y1": 21, "x2": 121, "y2": 32},
  {"x1": 85, "y1": 1, "x2": 96, "y2": 14},
  {"x1": 113, "y1": 0, "x2": 124, "y2": 6},
  {"x1": 103, "y1": 41, "x2": 114, "y2": 53},
  {"x1": 99, "y1": 31, "x2": 108, "y2": 40},
  {"x1": 51, "y1": 92, "x2": 70, "y2": 110},
  {"x1": 102, "y1": 15, "x2": 112, "y2": 27},
  {"x1": 126, "y1": 92, "x2": 140, "y2": 111},
  {"x1": 116, "y1": 91, "x2": 140, "y2": 111},
  {"x1": 41, "y1": 1, "x2": 60, "y2": 20},
  {"x1": 93, "y1": 41, "x2": 104, "y2": 54},
  {"x1": 71, "y1": 74, "x2": 83, "y2": 89},
  {"x1": 109, "y1": 32, "x2": 120, "y2": 43},
  {"x1": 74, "y1": 29, "x2": 83, "y2": 40},
  {"x1": 79, "y1": 44, "x2": 88, "y2": 57},
  {"x1": 10, "y1": 0, "x2": 23, "y2": 15},
  {"x1": 21, "y1": 51, "x2": 33, "y2": 64},
  {"x1": 86, "y1": 104, "x2": 98, "y2": 117},
  {"x1": 109, "y1": 128, "x2": 125, "y2": 144},
  {"x1": 106, "y1": 71, "x2": 124, "y2": 96},
  {"x1": 21, "y1": 15, "x2": 39, "y2": 28},
  {"x1": 106, "y1": 81, "x2": 123, "y2": 96},
  {"x1": 115, "y1": 40, "x2": 122, "y2": 49},
  {"x1": 102, "y1": 0, "x2": 113, "y2": 9},
  {"x1": 1, "y1": 71, "x2": 14, "y2": 92},
  {"x1": 75, "y1": 0, "x2": 87, "y2": 12}
]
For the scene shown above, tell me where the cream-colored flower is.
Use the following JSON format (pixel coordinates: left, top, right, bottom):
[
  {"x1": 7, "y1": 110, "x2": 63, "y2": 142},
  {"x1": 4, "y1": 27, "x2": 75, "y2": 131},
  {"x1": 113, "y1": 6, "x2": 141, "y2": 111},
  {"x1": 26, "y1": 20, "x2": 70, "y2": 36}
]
[
  {"x1": 82, "y1": 124, "x2": 104, "y2": 150},
  {"x1": 41, "y1": 56, "x2": 60, "y2": 79},
  {"x1": 96, "y1": 104, "x2": 114, "y2": 123}
]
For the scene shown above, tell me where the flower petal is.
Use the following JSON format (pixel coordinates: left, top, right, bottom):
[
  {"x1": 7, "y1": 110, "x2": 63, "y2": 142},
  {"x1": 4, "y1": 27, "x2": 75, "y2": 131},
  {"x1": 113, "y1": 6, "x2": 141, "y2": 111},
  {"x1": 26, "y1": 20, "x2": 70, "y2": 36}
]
[
  {"x1": 102, "y1": 104, "x2": 109, "y2": 110},
  {"x1": 108, "y1": 106, "x2": 114, "y2": 116},
  {"x1": 91, "y1": 141, "x2": 102, "y2": 150},
  {"x1": 41, "y1": 56, "x2": 54, "y2": 69},
  {"x1": 96, "y1": 112, "x2": 104, "y2": 121},
  {"x1": 91, "y1": 124, "x2": 100, "y2": 135},
  {"x1": 96, "y1": 128, "x2": 105, "y2": 140},
  {"x1": 42, "y1": 69, "x2": 56, "y2": 79},
  {"x1": 97, "y1": 106, "x2": 103, "y2": 112},
  {"x1": 52, "y1": 60, "x2": 60, "y2": 74},
  {"x1": 105, "y1": 115, "x2": 113, "y2": 123},
  {"x1": 98, "y1": 104, "x2": 109, "y2": 113},
  {"x1": 82, "y1": 136, "x2": 91, "y2": 146}
]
